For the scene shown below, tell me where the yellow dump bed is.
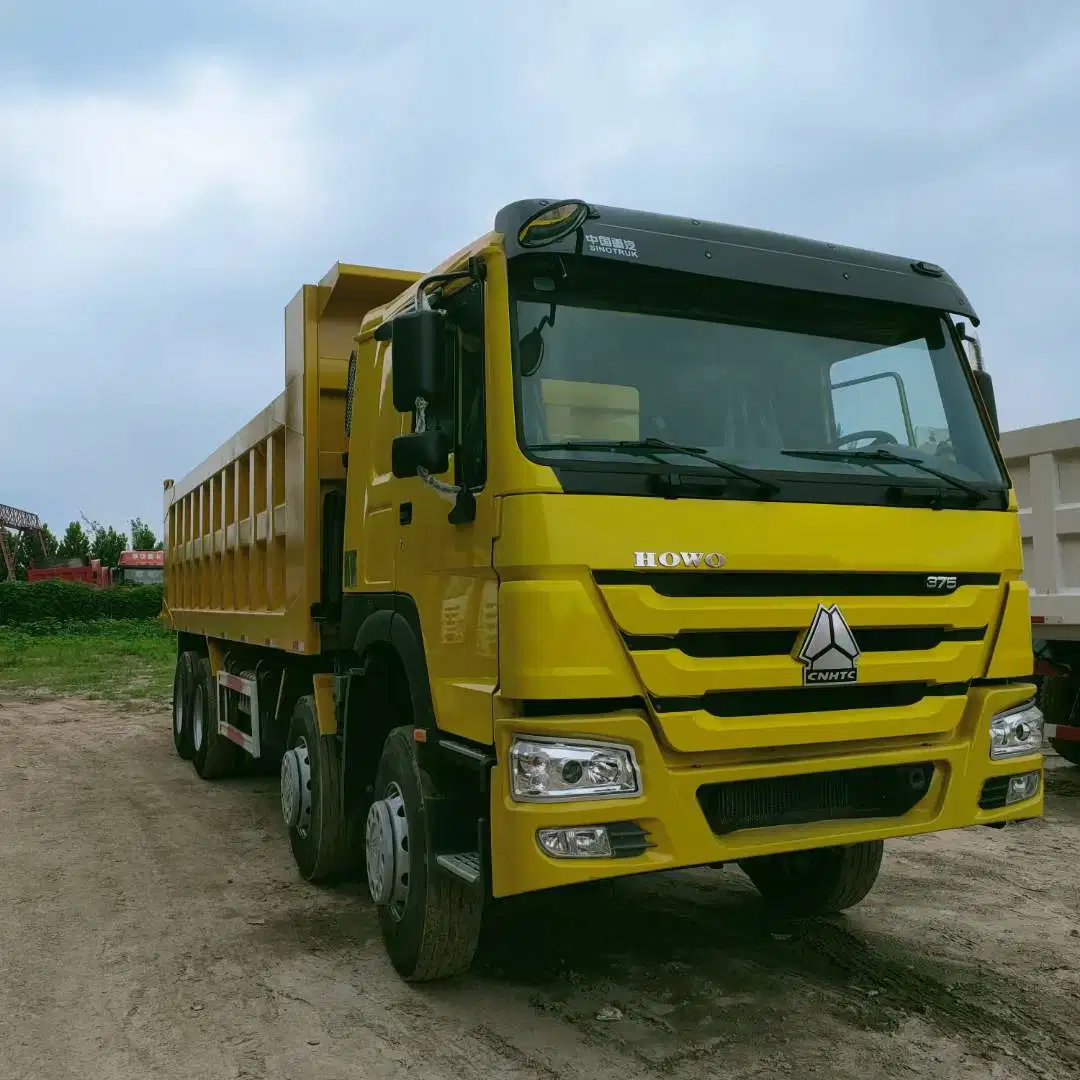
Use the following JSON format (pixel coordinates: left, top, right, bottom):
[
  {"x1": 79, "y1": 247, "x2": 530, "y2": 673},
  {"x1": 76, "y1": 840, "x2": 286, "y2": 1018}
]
[{"x1": 163, "y1": 262, "x2": 419, "y2": 654}]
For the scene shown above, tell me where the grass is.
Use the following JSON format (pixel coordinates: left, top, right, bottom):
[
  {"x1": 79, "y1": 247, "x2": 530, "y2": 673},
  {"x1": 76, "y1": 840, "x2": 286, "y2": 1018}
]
[{"x1": 0, "y1": 619, "x2": 175, "y2": 703}]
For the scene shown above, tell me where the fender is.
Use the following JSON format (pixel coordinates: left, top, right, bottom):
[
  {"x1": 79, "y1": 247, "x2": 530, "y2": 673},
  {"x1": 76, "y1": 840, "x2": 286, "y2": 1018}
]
[{"x1": 339, "y1": 592, "x2": 438, "y2": 816}]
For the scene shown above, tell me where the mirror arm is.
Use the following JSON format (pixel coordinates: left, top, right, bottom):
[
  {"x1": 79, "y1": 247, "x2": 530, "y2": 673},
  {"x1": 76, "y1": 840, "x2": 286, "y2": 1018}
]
[{"x1": 418, "y1": 256, "x2": 487, "y2": 310}]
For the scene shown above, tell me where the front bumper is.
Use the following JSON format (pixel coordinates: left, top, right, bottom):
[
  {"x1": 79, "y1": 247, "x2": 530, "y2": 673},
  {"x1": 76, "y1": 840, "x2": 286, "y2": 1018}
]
[{"x1": 488, "y1": 682, "x2": 1043, "y2": 898}]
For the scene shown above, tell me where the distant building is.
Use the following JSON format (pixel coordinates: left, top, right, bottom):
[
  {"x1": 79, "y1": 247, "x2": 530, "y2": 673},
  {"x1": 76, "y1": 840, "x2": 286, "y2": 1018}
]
[{"x1": 115, "y1": 549, "x2": 164, "y2": 585}]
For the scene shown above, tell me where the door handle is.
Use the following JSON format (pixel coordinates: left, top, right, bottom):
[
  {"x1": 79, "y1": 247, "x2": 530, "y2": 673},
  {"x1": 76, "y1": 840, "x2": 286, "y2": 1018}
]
[{"x1": 399, "y1": 502, "x2": 413, "y2": 525}]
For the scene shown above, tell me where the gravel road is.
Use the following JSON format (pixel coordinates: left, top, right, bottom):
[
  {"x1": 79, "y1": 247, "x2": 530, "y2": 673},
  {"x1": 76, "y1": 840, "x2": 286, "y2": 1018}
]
[{"x1": 2, "y1": 693, "x2": 1079, "y2": 1080}]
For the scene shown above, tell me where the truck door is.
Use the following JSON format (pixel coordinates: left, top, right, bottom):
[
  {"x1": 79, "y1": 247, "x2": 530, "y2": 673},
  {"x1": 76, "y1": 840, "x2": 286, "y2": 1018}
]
[{"x1": 392, "y1": 280, "x2": 498, "y2": 746}]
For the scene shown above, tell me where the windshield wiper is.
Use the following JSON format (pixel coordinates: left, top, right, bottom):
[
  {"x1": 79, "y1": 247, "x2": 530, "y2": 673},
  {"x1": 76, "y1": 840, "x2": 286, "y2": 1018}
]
[
  {"x1": 779, "y1": 447, "x2": 987, "y2": 502},
  {"x1": 530, "y1": 437, "x2": 780, "y2": 495}
]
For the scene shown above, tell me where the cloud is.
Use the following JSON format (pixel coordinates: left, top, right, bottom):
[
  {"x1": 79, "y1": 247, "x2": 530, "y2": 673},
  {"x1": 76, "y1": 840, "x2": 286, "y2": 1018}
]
[
  {"x1": 1, "y1": 1, "x2": 1078, "y2": 536},
  {"x1": 0, "y1": 57, "x2": 320, "y2": 310}
]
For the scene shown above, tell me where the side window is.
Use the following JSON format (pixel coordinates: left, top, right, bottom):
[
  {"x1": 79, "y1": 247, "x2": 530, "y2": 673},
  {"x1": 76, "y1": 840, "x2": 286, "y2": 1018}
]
[{"x1": 829, "y1": 341, "x2": 948, "y2": 452}]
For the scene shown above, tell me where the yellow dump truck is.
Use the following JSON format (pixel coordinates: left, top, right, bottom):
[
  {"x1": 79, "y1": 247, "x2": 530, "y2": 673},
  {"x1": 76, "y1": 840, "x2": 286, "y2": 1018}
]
[{"x1": 164, "y1": 198, "x2": 1043, "y2": 982}]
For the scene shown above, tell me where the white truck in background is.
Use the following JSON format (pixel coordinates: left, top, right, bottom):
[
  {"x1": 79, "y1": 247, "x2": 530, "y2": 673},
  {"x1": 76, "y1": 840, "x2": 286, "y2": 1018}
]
[{"x1": 1000, "y1": 418, "x2": 1080, "y2": 765}]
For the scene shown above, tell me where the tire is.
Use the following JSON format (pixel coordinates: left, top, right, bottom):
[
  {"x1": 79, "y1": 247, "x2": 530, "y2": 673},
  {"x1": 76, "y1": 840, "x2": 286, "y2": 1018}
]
[
  {"x1": 1040, "y1": 672, "x2": 1080, "y2": 767},
  {"x1": 191, "y1": 657, "x2": 241, "y2": 780},
  {"x1": 171, "y1": 651, "x2": 198, "y2": 760},
  {"x1": 367, "y1": 726, "x2": 483, "y2": 982},
  {"x1": 281, "y1": 695, "x2": 356, "y2": 883},
  {"x1": 1050, "y1": 738, "x2": 1080, "y2": 766},
  {"x1": 739, "y1": 840, "x2": 884, "y2": 916}
]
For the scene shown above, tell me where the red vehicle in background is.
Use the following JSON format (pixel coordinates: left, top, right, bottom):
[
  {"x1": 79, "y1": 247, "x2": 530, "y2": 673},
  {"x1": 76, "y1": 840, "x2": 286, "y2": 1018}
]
[
  {"x1": 27, "y1": 559, "x2": 112, "y2": 588},
  {"x1": 114, "y1": 549, "x2": 164, "y2": 585}
]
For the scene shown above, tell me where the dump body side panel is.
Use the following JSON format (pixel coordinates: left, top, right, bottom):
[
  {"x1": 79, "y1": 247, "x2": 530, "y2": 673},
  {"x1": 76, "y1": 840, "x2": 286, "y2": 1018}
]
[
  {"x1": 1000, "y1": 418, "x2": 1080, "y2": 636},
  {"x1": 163, "y1": 263, "x2": 419, "y2": 656}
]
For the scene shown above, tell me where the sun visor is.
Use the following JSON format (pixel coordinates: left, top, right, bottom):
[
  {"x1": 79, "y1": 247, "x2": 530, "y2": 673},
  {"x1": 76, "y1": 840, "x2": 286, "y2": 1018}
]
[{"x1": 540, "y1": 379, "x2": 640, "y2": 442}]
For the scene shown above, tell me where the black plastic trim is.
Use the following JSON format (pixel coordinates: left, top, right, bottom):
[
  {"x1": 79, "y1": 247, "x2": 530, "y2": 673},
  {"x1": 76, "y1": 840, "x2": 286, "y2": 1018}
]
[
  {"x1": 595, "y1": 569, "x2": 1001, "y2": 598},
  {"x1": 979, "y1": 776, "x2": 1010, "y2": 810},
  {"x1": 698, "y1": 761, "x2": 936, "y2": 835},
  {"x1": 653, "y1": 681, "x2": 968, "y2": 718},
  {"x1": 624, "y1": 626, "x2": 986, "y2": 658},
  {"x1": 606, "y1": 821, "x2": 652, "y2": 858},
  {"x1": 518, "y1": 696, "x2": 645, "y2": 718}
]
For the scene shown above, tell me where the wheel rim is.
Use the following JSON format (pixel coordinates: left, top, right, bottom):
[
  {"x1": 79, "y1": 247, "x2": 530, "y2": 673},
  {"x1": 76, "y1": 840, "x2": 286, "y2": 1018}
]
[
  {"x1": 192, "y1": 687, "x2": 204, "y2": 752},
  {"x1": 365, "y1": 782, "x2": 410, "y2": 922},
  {"x1": 173, "y1": 686, "x2": 184, "y2": 738},
  {"x1": 281, "y1": 739, "x2": 312, "y2": 837}
]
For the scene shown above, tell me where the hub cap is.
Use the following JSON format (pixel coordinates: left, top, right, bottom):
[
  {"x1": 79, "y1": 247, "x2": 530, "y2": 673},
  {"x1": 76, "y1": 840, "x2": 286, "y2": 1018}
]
[
  {"x1": 192, "y1": 689, "x2": 204, "y2": 752},
  {"x1": 365, "y1": 783, "x2": 409, "y2": 920},
  {"x1": 280, "y1": 739, "x2": 312, "y2": 837},
  {"x1": 173, "y1": 691, "x2": 184, "y2": 738}
]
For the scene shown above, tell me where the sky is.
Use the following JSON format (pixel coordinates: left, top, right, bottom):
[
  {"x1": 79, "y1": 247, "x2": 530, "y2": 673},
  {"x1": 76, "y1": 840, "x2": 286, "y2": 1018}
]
[{"x1": 1, "y1": 0, "x2": 1077, "y2": 538}]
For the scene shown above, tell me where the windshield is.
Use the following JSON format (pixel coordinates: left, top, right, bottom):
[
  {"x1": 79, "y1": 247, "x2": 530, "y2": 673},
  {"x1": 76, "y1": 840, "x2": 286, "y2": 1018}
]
[{"x1": 509, "y1": 256, "x2": 1008, "y2": 506}]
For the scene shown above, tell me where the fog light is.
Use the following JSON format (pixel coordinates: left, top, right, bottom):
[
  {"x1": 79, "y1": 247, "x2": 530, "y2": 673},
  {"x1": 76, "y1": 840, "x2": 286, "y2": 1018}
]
[
  {"x1": 990, "y1": 700, "x2": 1044, "y2": 760},
  {"x1": 510, "y1": 736, "x2": 641, "y2": 802},
  {"x1": 537, "y1": 826, "x2": 613, "y2": 858},
  {"x1": 1006, "y1": 771, "x2": 1040, "y2": 805}
]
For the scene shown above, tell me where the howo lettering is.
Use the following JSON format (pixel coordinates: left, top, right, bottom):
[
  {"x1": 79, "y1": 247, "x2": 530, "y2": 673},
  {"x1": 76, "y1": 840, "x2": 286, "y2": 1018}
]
[{"x1": 163, "y1": 198, "x2": 1042, "y2": 982}]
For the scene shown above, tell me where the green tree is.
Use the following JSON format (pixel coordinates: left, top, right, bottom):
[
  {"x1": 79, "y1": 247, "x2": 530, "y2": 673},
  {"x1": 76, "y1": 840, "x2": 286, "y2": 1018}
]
[
  {"x1": 130, "y1": 517, "x2": 158, "y2": 551},
  {"x1": 14, "y1": 524, "x2": 58, "y2": 577},
  {"x1": 81, "y1": 515, "x2": 127, "y2": 568},
  {"x1": 57, "y1": 521, "x2": 91, "y2": 562}
]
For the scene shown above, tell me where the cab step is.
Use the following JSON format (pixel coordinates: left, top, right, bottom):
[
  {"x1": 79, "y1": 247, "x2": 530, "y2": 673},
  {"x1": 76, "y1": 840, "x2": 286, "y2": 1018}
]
[{"x1": 436, "y1": 851, "x2": 482, "y2": 885}]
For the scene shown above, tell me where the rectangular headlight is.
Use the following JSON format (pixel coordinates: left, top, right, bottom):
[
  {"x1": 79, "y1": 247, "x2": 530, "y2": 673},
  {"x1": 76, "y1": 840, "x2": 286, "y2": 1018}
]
[
  {"x1": 509, "y1": 736, "x2": 641, "y2": 802},
  {"x1": 990, "y1": 700, "x2": 1044, "y2": 760}
]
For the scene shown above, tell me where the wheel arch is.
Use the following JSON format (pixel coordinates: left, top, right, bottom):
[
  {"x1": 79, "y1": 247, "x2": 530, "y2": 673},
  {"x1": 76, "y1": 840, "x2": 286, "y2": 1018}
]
[{"x1": 341, "y1": 594, "x2": 437, "y2": 818}]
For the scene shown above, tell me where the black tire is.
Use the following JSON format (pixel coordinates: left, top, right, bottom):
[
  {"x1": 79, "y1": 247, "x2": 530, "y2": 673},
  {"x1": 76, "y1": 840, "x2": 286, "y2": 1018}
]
[
  {"x1": 1050, "y1": 738, "x2": 1080, "y2": 766},
  {"x1": 191, "y1": 657, "x2": 241, "y2": 780},
  {"x1": 283, "y1": 695, "x2": 356, "y2": 883},
  {"x1": 370, "y1": 726, "x2": 483, "y2": 982},
  {"x1": 1040, "y1": 672, "x2": 1080, "y2": 767},
  {"x1": 739, "y1": 840, "x2": 884, "y2": 915},
  {"x1": 171, "y1": 651, "x2": 198, "y2": 760}
]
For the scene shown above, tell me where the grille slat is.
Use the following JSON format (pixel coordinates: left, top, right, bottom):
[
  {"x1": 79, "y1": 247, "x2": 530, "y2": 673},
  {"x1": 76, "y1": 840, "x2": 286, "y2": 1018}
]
[
  {"x1": 595, "y1": 569, "x2": 1000, "y2": 598},
  {"x1": 654, "y1": 681, "x2": 967, "y2": 717},
  {"x1": 624, "y1": 626, "x2": 985, "y2": 658},
  {"x1": 698, "y1": 761, "x2": 936, "y2": 834}
]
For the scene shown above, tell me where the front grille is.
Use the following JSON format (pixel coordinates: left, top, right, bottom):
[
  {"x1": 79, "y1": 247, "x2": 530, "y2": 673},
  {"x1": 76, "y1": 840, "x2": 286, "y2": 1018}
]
[
  {"x1": 594, "y1": 569, "x2": 1000, "y2": 598},
  {"x1": 624, "y1": 626, "x2": 984, "y2": 659},
  {"x1": 654, "y1": 681, "x2": 967, "y2": 717},
  {"x1": 698, "y1": 761, "x2": 936, "y2": 835}
]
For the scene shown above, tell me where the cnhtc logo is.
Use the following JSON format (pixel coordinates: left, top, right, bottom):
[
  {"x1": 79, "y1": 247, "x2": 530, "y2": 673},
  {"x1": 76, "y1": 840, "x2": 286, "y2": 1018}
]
[
  {"x1": 797, "y1": 604, "x2": 861, "y2": 685},
  {"x1": 633, "y1": 551, "x2": 725, "y2": 569}
]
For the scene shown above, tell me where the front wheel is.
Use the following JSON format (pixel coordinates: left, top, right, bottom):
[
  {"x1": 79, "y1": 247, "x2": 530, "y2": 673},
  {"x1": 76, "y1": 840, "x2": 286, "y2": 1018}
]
[
  {"x1": 365, "y1": 726, "x2": 483, "y2": 982},
  {"x1": 1050, "y1": 738, "x2": 1080, "y2": 767},
  {"x1": 739, "y1": 840, "x2": 884, "y2": 915}
]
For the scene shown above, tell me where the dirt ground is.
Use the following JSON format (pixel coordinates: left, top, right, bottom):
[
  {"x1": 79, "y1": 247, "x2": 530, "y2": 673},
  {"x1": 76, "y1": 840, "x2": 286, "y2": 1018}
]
[{"x1": 2, "y1": 695, "x2": 1079, "y2": 1080}]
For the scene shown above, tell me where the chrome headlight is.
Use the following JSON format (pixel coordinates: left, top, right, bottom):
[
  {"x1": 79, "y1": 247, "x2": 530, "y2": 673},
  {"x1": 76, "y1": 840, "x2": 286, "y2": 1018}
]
[
  {"x1": 509, "y1": 736, "x2": 641, "y2": 802},
  {"x1": 989, "y1": 700, "x2": 1044, "y2": 760}
]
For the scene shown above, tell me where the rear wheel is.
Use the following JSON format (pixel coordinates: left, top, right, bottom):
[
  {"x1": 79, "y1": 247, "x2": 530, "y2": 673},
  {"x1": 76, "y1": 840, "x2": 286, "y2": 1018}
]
[
  {"x1": 366, "y1": 726, "x2": 483, "y2": 982},
  {"x1": 280, "y1": 695, "x2": 356, "y2": 883},
  {"x1": 739, "y1": 840, "x2": 884, "y2": 915},
  {"x1": 191, "y1": 657, "x2": 241, "y2": 780},
  {"x1": 171, "y1": 651, "x2": 198, "y2": 760}
]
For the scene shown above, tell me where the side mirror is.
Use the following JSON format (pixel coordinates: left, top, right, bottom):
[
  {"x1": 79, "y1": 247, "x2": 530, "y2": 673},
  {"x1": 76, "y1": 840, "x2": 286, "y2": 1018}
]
[
  {"x1": 391, "y1": 429, "x2": 451, "y2": 479},
  {"x1": 973, "y1": 369, "x2": 999, "y2": 438},
  {"x1": 381, "y1": 309, "x2": 448, "y2": 414}
]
